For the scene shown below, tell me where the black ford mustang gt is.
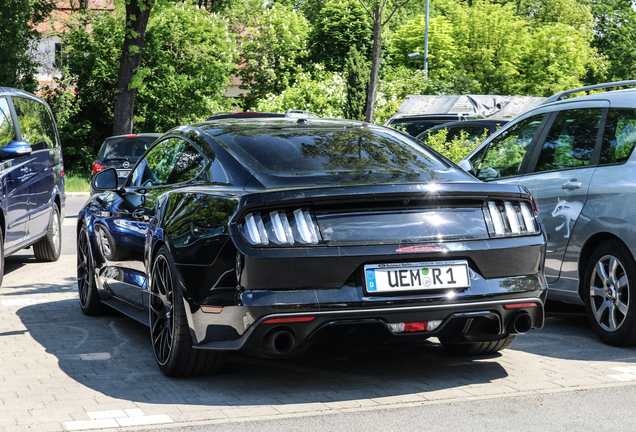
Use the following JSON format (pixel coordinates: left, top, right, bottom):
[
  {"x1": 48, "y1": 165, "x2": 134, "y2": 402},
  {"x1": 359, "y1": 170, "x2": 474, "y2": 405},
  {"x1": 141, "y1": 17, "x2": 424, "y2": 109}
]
[{"x1": 78, "y1": 118, "x2": 547, "y2": 377}]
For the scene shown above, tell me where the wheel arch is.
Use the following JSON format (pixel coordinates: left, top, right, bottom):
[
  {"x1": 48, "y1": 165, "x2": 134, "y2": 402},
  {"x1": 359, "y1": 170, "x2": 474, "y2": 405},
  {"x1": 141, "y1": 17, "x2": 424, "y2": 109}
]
[{"x1": 578, "y1": 232, "x2": 633, "y2": 302}]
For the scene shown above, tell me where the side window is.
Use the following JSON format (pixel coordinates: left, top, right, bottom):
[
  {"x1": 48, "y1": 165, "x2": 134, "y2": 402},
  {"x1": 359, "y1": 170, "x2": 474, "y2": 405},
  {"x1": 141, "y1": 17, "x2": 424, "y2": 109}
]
[
  {"x1": 130, "y1": 137, "x2": 205, "y2": 187},
  {"x1": 600, "y1": 109, "x2": 636, "y2": 165},
  {"x1": 0, "y1": 98, "x2": 16, "y2": 147},
  {"x1": 472, "y1": 115, "x2": 545, "y2": 181},
  {"x1": 12, "y1": 97, "x2": 58, "y2": 150},
  {"x1": 533, "y1": 108, "x2": 602, "y2": 172}
]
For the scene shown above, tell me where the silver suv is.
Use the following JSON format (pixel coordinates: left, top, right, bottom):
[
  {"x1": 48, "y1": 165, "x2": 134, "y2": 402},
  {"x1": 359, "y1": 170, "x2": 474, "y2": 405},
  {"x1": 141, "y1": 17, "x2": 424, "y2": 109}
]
[{"x1": 460, "y1": 81, "x2": 636, "y2": 346}]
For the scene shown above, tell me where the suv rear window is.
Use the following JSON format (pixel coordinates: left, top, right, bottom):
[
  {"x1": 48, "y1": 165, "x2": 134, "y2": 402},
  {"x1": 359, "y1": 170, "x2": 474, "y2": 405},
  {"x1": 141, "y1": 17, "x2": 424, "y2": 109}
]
[
  {"x1": 217, "y1": 127, "x2": 448, "y2": 176},
  {"x1": 98, "y1": 136, "x2": 157, "y2": 160}
]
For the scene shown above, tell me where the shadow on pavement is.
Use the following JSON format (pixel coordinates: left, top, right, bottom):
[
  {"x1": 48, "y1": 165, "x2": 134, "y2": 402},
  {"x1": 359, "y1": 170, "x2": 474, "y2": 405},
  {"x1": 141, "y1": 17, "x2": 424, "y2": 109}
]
[
  {"x1": 16, "y1": 298, "x2": 509, "y2": 407},
  {"x1": 511, "y1": 300, "x2": 636, "y2": 361}
]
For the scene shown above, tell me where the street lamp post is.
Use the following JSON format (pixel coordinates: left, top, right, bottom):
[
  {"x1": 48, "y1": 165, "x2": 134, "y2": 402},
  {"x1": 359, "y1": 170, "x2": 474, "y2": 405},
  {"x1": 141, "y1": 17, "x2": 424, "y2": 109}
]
[{"x1": 423, "y1": 0, "x2": 430, "y2": 77}]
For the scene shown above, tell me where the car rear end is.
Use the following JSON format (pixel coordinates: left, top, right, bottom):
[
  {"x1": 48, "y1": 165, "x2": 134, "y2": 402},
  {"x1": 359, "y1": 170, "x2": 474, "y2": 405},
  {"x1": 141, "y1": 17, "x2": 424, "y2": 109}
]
[
  {"x1": 92, "y1": 134, "x2": 160, "y2": 187},
  {"x1": 184, "y1": 182, "x2": 547, "y2": 356}
]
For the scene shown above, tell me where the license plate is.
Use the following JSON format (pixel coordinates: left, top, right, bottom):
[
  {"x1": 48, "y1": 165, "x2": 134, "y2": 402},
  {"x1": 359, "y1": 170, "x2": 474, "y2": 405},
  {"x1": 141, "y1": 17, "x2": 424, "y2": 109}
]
[
  {"x1": 364, "y1": 261, "x2": 470, "y2": 293},
  {"x1": 117, "y1": 170, "x2": 130, "y2": 178}
]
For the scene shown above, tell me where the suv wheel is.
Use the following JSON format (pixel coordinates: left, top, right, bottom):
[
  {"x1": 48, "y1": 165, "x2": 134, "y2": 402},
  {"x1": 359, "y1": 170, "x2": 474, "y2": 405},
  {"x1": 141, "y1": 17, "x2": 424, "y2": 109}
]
[
  {"x1": 34, "y1": 205, "x2": 61, "y2": 262},
  {"x1": 584, "y1": 240, "x2": 636, "y2": 346}
]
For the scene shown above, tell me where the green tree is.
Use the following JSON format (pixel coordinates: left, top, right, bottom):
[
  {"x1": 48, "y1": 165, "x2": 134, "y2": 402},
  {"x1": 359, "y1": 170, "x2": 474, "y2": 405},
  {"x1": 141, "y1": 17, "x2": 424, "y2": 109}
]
[
  {"x1": 447, "y1": 0, "x2": 529, "y2": 95},
  {"x1": 420, "y1": 128, "x2": 485, "y2": 163},
  {"x1": 256, "y1": 67, "x2": 346, "y2": 118},
  {"x1": 308, "y1": 0, "x2": 373, "y2": 72},
  {"x1": 389, "y1": 14, "x2": 457, "y2": 80},
  {"x1": 234, "y1": 1, "x2": 309, "y2": 109},
  {"x1": 135, "y1": 4, "x2": 235, "y2": 133},
  {"x1": 0, "y1": 0, "x2": 54, "y2": 91},
  {"x1": 589, "y1": 0, "x2": 636, "y2": 81},
  {"x1": 344, "y1": 47, "x2": 370, "y2": 121},
  {"x1": 520, "y1": 23, "x2": 601, "y2": 96},
  {"x1": 112, "y1": 0, "x2": 157, "y2": 135},
  {"x1": 54, "y1": 11, "x2": 123, "y2": 172},
  {"x1": 357, "y1": 0, "x2": 414, "y2": 123}
]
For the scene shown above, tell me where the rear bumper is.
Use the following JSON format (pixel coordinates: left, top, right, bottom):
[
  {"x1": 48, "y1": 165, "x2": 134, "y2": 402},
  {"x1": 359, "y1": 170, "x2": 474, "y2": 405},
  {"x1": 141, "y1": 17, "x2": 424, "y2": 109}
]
[{"x1": 186, "y1": 276, "x2": 547, "y2": 354}]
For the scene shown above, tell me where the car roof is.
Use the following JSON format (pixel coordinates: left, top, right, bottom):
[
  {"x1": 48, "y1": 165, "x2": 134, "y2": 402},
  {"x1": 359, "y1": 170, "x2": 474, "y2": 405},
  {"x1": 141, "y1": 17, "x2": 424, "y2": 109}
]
[
  {"x1": 104, "y1": 133, "x2": 162, "y2": 141},
  {"x1": 540, "y1": 87, "x2": 636, "y2": 109},
  {"x1": 0, "y1": 87, "x2": 52, "y2": 108},
  {"x1": 193, "y1": 117, "x2": 369, "y2": 136},
  {"x1": 388, "y1": 113, "x2": 468, "y2": 122}
]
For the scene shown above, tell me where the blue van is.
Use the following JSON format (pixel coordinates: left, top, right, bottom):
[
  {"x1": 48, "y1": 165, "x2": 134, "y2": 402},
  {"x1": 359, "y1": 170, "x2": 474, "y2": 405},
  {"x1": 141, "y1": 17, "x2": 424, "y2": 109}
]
[{"x1": 0, "y1": 88, "x2": 65, "y2": 284}]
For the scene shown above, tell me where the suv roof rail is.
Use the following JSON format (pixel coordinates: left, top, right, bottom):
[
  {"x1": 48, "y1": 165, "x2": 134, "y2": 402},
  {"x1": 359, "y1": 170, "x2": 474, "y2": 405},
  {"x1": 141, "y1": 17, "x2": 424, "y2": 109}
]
[{"x1": 542, "y1": 80, "x2": 636, "y2": 105}]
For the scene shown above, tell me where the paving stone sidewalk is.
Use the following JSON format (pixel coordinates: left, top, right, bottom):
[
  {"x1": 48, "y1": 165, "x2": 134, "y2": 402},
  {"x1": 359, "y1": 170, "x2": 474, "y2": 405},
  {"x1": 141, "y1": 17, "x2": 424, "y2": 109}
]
[{"x1": 1, "y1": 251, "x2": 636, "y2": 432}]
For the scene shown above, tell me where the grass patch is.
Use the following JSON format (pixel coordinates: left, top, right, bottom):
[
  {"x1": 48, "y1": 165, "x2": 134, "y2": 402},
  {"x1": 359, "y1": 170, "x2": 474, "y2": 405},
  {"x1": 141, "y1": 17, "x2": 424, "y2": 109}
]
[{"x1": 65, "y1": 172, "x2": 91, "y2": 193}]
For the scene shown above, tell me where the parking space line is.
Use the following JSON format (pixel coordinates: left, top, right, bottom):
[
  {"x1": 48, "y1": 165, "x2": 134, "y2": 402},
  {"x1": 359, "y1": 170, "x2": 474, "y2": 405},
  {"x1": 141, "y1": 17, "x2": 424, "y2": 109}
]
[{"x1": 64, "y1": 409, "x2": 173, "y2": 431}]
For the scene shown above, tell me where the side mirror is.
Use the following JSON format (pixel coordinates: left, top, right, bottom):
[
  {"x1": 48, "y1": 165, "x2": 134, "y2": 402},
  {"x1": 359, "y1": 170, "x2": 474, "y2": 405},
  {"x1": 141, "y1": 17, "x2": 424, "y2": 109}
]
[
  {"x1": 92, "y1": 168, "x2": 118, "y2": 191},
  {"x1": 1, "y1": 141, "x2": 32, "y2": 161},
  {"x1": 458, "y1": 159, "x2": 475, "y2": 176}
]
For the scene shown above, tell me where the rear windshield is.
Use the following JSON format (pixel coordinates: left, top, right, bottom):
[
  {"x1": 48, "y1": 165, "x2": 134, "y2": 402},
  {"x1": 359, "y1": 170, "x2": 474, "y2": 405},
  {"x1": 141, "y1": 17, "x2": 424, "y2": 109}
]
[
  {"x1": 98, "y1": 136, "x2": 158, "y2": 160},
  {"x1": 390, "y1": 120, "x2": 456, "y2": 137},
  {"x1": 215, "y1": 127, "x2": 449, "y2": 176}
]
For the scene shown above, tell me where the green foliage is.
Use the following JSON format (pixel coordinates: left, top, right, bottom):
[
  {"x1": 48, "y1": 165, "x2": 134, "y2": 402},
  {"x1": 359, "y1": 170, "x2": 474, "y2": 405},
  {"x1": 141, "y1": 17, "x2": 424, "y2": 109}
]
[
  {"x1": 344, "y1": 47, "x2": 370, "y2": 121},
  {"x1": 389, "y1": 14, "x2": 457, "y2": 79},
  {"x1": 519, "y1": 23, "x2": 600, "y2": 96},
  {"x1": 0, "y1": 0, "x2": 55, "y2": 91},
  {"x1": 256, "y1": 66, "x2": 346, "y2": 118},
  {"x1": 135, "y1": 4, "x2": 235, "y2": 132},
  {"x1": 589, "y1": 0, "x2": 636, "y2": 81},
  {"x1": 234, "y1": 1, "x2": 309, "y2": 109},
  {"x1": 421, "y1": 128, "x2": 484, "y2": 163},
  {"x1": 387, "y1": 0, "x2": 603, "y2": 97},
  {"x1": 308, "y1": 0, "x2": 373, "y2": 72},
  {"x1": 64, "y1": 171, "x2": 91, "y2": 192},
  {"x1": 374, "y1": 66, "x2": 444, "y2": 124}
]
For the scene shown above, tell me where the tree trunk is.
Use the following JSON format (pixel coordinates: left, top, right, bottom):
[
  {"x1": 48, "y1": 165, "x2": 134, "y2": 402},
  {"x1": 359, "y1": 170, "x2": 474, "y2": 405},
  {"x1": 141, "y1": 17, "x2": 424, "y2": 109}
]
[
  {"x1": 112, "y1": 0, "x2": 152, "y2": 135},
  {"x1": 365, "y1": 2, "x2": 382, "y2": 124}
]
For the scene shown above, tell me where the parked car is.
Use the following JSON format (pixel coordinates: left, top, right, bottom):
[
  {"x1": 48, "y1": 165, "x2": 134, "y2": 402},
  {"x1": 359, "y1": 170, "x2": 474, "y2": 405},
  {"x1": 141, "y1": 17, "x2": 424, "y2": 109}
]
[
  {"x1": 0, "y1": 87, "x2": 65, "y2": 285},
  {"x1": 91, "y1": 134, "x2": 162, "y2": 190},
  {"x1": 460, "y1": 80, "x2": 636, "y2": 346},
  {"x1": 386, "y1": 113, "x2": 477, "y2": 137},
  {"x1": 415, "y1": 119, "x2": 511, "y2": 144},
  {"x1": 79, "y1": 117, "x2": 547, "y2": 376}
]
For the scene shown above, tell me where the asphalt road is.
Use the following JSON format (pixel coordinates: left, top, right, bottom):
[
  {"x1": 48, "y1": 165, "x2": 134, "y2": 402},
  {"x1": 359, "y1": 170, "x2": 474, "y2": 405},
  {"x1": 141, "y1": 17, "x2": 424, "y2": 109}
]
[{"x1": 135, "y1": 385, "x2": 636, "y2": 432}]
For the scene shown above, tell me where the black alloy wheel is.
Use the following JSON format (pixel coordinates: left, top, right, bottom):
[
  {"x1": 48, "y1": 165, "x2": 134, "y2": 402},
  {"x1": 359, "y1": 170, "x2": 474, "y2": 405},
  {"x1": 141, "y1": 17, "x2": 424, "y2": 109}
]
[
  {"x1": 584, "y1": 240, "x2": 636, "y2": 346},
  {"x1": 77, "y1": 226, "x2": 104, "y2": 315},
  {"x1": 149, "y1": 245, "x2": 225, "y2": 377}
]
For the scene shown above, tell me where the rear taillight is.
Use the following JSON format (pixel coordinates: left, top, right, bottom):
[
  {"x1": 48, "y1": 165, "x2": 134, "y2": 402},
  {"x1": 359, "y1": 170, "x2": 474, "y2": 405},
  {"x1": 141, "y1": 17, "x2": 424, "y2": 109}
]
[
  {"x1": 91, "y1": 162, "x2": 105, "y2": 175},
  {"x1": 241, "y1": 209, "x2": 321, "y2": 246},
  {"x1": 483, "y1": 200, "x2": 540, "y2": 237}
]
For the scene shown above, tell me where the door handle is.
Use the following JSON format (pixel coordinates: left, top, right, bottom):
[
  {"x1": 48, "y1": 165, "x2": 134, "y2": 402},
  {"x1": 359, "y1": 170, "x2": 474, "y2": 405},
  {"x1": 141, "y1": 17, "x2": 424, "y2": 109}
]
[
  {"x1": 20, "y1": 167, "x2": 30, "y2": 173},
  {"x1": 561, "y1": 180, "x2": 582, "y2": 189}
]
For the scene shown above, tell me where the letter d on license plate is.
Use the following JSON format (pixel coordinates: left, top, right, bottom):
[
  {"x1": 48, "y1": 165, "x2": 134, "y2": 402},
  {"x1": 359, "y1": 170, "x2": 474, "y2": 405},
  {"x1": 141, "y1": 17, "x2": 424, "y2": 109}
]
[{"x1": 364, "y1": 261, "x2": 470, "y2": 293}]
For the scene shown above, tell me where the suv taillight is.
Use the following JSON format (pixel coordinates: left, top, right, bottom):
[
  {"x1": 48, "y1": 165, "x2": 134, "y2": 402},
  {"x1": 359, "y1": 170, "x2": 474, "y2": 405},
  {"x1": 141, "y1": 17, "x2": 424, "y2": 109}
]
[{"x1": 92, "y1": 162, "x2": 105, "y2": 175}]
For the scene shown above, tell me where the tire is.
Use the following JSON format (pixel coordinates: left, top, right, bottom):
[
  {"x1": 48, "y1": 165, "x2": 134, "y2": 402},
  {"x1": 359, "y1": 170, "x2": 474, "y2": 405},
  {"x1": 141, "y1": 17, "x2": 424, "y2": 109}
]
[
  {"x1": 95, "y1": 224, "x2": 129, "y2": 261},
  {"x1": 77, "y1": 226, "x2": 104, "y2": 315},
  {"x1": 584, "y1": 239, "x2": 636, "y2": 346},
  {"x1": 149, "y1": 245, "x2": 225, "y2": 377},
  {"x1": 34, "y1": 205, "x2": 61, "y2": 262},
  {"x1": 441, "y1": 335, "x2": 515, "y2": 355}
]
